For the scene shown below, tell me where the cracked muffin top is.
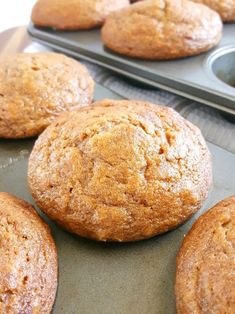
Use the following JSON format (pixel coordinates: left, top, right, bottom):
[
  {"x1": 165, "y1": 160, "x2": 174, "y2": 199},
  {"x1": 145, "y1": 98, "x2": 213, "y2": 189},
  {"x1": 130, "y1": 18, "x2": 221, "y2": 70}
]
[
  {"x1": 192, "y1": 0, "x2": 235, "y2": 22},
  {"x1": 101, "y1": 0, "x2": 222, "y2": 60},
  {"x1": 0, "y1": 192, "x2": 57, "y2": 314},
  {"x1": 28, "y1": 99, "x2": 212, "y2": 242},
  {"x1": 0, "y1": 52, "x2": 94, "y2": 138},
  {"x1": 31, "y1": 0, "x2": 130, "y2": 30},
  {"x1": 176, "y1": 196, "x2": 235, "y2": 313}
]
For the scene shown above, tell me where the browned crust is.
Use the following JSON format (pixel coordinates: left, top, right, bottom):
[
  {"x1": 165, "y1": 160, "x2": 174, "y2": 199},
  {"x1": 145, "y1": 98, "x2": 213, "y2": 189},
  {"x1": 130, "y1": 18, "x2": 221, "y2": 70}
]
[
  {"x1": 192, "y1": 0, "x2": 235, "y2": 22},
  {"x1": 0, "y1": 192, "x2": 57, "y2": 314},
  {"x1": 175, "y1": 196, "x2": 235, "y2": 314},
  {"x1": 0, "y1": 52, "x2": 94, "y2": 139},
  {"x1": 31, "y1": 0, "x2": 130, "y2": 30},
  {"x1": 28, "y1": 99, "x2": 212, "y2": 242},
  {"x1": 101, "y1": 0, "x2": 222, "y2": 60}
]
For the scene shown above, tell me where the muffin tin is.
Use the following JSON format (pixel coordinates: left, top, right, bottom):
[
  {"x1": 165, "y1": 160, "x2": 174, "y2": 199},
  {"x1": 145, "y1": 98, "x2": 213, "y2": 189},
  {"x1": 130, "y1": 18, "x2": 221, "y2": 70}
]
[
  {"x1": 28, "y1": 23, "x2": 235, "y2": 115},
  {"x1": 1, "y1": 84, "x2": 235, "y2": 314}
]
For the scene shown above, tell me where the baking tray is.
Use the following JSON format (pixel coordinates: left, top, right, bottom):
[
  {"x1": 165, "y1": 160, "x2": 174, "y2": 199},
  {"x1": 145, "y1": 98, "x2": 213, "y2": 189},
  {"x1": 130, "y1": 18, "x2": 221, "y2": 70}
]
[
  {"x1": 28, "y1": 22, "x2": 235, "y2": 116},
  {"x1": 1, "y1": 84, "x2": 235, "y2": 314}
]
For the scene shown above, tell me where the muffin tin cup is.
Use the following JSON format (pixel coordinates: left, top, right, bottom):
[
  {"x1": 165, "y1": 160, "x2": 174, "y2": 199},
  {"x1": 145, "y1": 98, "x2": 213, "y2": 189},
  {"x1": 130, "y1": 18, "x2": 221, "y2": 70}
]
[
  {"x1": 206, "y1": 45, "x2": 235, "y2": 92},
  {"x1": 28, "y1": 23, "x2": 235, "y2": 116}
]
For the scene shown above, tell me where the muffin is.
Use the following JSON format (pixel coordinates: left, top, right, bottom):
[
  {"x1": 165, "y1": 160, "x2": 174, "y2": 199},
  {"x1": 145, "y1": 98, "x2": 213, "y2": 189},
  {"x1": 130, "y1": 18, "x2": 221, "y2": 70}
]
[
  {"x1": 28, "y1": 99, "x2": 212, "y2": 242},
  {"x1": 0, "y1": 52, "x2": 94, "y2": 138},
  {"x1": 101, "y1": 0, "x2": 223, "y2": 60},
  {"x1": 0, "y1": 192, "x2": 57, "y2": 313},
  {"x1": 192, "y1": 0, "x2": 235, "y2": 22},
  {"x1": 176, "y1": 196, "x2": 235, "y2": 313},
  {"x1": 31, "y1": 0, "x2": 130, "y2": 30}
]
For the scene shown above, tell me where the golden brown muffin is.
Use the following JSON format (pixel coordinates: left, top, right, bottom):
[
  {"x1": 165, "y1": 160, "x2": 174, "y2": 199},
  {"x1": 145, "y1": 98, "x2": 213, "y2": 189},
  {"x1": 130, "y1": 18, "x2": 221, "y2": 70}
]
[
  {"x1": 0, "y1": 52, "x2": 94, "y2": 139},
  {"x1": 192, "y1": 0, "x2": 235, "y2": 22},
  {"x1": 31, "y1": 0, "x2": 130, "y2": 30},
  {"x1": 101, "y1": 0, "x2": 223, "y2": 60},
  {"x1": 0, "y1": 192, "x2": 57, "y2": 313},
  {"x1": 175, "y1": 196, "x2": 235, "y2": 314},
  {"x1": 28, "y1": 99, "x2": 212, "y2": 242}
]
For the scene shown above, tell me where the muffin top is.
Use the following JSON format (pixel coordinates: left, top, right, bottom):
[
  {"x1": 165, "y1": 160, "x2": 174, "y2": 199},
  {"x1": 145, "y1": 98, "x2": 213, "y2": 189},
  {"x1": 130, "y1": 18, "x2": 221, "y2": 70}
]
[
  {"x1": 28, "y1": 99, "x2": 212, "y2": 242},
  {"x1": 31, "y1": 0, "x2": 130, "y2": 30},
  {"x1": 192, "y1": 0, "x2": 235, "y2": 22},
  {"x1": 0, "y1": 192, "x2": 57, "y2": 314},
  {"x1": 101, "y1": 0, "x2": 222, "y2": 59},
  {"x1": 176, "y1": 196, "x2": 235, "y2": 313},
  {"x1": 0, "y1": 52, "x2": 94, "y2": 138}
]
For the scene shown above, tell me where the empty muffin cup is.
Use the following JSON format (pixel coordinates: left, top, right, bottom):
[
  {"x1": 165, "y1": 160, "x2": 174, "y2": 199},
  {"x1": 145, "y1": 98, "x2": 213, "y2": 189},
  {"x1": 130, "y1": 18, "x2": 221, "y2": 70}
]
[{"x1": 209, "y1": 46, "x2": 235, "y2": 89}]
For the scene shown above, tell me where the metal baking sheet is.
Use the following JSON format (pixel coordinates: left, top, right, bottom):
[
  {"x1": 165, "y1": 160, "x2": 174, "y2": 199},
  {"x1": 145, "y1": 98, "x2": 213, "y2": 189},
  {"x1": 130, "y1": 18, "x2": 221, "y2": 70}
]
[
  {"x1": 1, "y1": 85, "x2": 235, "y2": 314},
  {"x1": 28, "y1": 23, "x2": 235, "y2": 116}
]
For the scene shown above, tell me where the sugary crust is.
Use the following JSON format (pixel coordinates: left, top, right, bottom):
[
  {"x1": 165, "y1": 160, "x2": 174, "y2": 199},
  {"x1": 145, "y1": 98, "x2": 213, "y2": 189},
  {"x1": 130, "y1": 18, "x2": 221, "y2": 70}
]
[
  {"x1": 0, "y1": 192, "x2": 57, "y2": 314},
  {"x1": 176, "y1": 196, "x2": 235, "y2": 314},
  {"x1": 28, "y1": 99, "x2": 212, "y2": 242},
  {"x1": 0, "y1": 52, "x2": 94, "y2": 138},
  {"x1": 101, "y1": 0, "x2": 222, "y2": 60},
  {"x1": 31, "y1": 0, "x2": 130, "y2": 30},
  {"x1": 192, "y1": 0, "x2": 235, "y2": 22}
]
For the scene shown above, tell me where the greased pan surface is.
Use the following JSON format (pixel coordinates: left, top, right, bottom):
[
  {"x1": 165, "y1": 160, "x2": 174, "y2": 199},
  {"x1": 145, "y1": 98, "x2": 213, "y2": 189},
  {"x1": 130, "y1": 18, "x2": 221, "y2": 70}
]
[
  {"x1": 28, "y1": 23, "x2": 235, "y2": 115},
  {"x1": 0, "y1": 85, "x2": 235, "y2": 314}
]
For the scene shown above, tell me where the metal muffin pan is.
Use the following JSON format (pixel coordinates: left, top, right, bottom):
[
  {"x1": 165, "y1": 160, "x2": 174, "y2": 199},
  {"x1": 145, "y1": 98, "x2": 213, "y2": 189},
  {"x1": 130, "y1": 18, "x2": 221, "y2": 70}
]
[
  {"x1": 1, "y1": 84, "x2": 235, "y2": 314},
  {"x1": 28, "y1": 23, "x2": 235, "y2": 115}
]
